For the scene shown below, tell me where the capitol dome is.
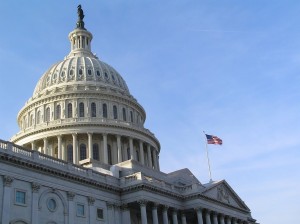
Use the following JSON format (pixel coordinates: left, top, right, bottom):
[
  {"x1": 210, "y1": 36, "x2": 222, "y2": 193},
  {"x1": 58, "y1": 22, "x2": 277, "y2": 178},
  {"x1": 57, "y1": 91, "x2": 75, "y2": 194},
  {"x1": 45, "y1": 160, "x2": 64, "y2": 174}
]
[{"x1": 11, "y1": 10, "x2": 160, "y2": 170}]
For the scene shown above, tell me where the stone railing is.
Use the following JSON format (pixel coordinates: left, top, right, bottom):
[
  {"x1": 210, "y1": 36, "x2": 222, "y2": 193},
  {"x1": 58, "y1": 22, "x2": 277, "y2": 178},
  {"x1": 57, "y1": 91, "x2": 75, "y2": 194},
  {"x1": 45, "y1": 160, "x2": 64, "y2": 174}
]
[{"x1": 0, "y1": 139, "x2": 120, "y2": 188}]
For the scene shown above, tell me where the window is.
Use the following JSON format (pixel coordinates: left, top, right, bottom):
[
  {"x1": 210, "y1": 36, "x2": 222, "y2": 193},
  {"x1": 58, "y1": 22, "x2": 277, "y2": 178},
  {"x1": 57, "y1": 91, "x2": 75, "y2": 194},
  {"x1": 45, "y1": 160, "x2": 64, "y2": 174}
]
[
  {"x1": 47, "y1": 198, "x2": 57, "y2": 212},
  {"x1": 79, "y1": 69, "x2": 83, "y2": 75},
  {"x1": 67, "y1": 144, "x2": 73, "y2": 162},
  {"x1": 56, "y1": 105, "x2": 61, "y2": 119},
  {"x1": 96, "y1": 71, "x2": 100, "y2": 77},
  {"x1": 30, "y1": 114, "x2": 34, "y2": 126},
  {"x1": 113, "y1": 105, "x2": 118, "y2": 119},
  {"x1": 79, "y1": 102, "x2": 84, "y2": 117},
  {"x1": 127, "y1": 148, "x2": 130, "y2": 160},
  {"x1": 91, "y1": 102, "x2": 96, "y2": 117},
  {"x1": 97, "y1": 208, "x2": 104, "y2": 220},
  {"x1": 37, "y1": 111, "x2": 41, "y2": 124},
  {"x1": 93, "y1": 143, "x2": 99, "y2": 160},
  {"x1": 122, "y1": 108, "x2": 126, "y2": 121},
  {"x1": 130, "y1": 111, "x2": 133, "y2": 122},
  {"x1": 46, "y1": 107, "x2": 50, "y2": 122},
  {"x1": 77, "y1": 204, "x2": 85, "y2": 217},
  {"x1": 108, "y1": 144, "x2": 112, "y2": 165},
  {"x1": 15, "y1": 190, "x2": 26, "y2": 205},
  {"x1": 88, "y1": 69, "x2": 92, "y2": 75},
  {"x1": 102, "y1": 103, "x2": 107, "y2": 118},
  {"x1": 80, "y1": 144, "x2": 87, "y2": 160},
  {"x1": 69, "y1": 69, "x2": 74, "y2": 76},
  {"x1": 67, "y1": 103, "x2": 73, "y2": 118}
]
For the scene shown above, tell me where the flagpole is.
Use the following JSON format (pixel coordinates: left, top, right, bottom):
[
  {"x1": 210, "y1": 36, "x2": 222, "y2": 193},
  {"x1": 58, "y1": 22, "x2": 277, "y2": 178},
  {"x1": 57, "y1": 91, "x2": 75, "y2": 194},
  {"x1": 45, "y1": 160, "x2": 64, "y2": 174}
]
[{"x1": 203, "y1": 131, "x2": 213, "y2": 182}]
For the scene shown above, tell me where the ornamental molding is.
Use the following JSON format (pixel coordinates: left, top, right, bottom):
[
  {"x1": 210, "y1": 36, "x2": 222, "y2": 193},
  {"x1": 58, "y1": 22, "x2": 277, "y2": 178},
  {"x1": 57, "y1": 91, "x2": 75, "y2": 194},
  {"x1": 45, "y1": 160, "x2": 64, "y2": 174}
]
[
  {"x1": 88, "y1": 196, "x2": 95, "y2": 205},
  {"x1": 3, "y1": 175, "x2": 14, "y2": 187},
  {"x1": 67, "y1": 191, "x2": 75, "y2": 201},
  {"x1": 217, "y1": 185, "x2": 230, "y2": 204},
  {"x1": 31, "y1": 182, "x2": 41, "y2": 193}
]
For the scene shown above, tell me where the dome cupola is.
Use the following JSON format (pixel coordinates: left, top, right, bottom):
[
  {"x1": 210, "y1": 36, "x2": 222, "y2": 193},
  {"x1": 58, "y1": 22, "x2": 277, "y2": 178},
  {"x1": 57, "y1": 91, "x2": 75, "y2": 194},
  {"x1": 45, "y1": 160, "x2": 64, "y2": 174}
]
[{"x1": 11, "y1": 5, "x2": 160, "y2": 171}]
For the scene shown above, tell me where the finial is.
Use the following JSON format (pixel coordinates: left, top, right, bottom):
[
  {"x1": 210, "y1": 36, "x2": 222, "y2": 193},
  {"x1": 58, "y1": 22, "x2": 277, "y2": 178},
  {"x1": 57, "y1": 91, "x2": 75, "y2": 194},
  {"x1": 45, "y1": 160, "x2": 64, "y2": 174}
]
[{"x1": 76, "y1": 4, "x2": 85, "y2": 29}]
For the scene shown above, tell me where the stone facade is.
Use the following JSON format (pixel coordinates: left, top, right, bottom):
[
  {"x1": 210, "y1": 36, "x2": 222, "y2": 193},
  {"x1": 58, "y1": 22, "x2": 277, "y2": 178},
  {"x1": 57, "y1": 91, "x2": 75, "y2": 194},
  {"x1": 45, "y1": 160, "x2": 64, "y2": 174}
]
[{"x1": 0, "y1": 6, "x2": 258, "y2": 224}]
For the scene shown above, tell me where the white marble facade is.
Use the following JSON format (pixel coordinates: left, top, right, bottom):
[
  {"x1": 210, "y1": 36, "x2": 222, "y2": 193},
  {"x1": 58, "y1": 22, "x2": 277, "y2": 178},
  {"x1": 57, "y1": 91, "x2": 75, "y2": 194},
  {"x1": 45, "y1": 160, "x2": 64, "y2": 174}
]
[{"x1": 0, "y1": 6, "x2": 258, "y2": 224}]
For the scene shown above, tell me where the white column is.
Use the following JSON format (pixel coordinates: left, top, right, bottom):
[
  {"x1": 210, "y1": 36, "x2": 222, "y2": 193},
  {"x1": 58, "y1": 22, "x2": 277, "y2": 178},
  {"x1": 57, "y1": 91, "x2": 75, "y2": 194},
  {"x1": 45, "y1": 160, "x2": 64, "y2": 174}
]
[
  {"x1": 139, "y1": 140, "x2": 145, "y2": 165},
  {"x1": 129, "y1": 137, "x2": 134, "y2": 160},
  {"x1": 205, "y1": 210, "x2": 211, "y2": 224},
  {"x1": 43, "y1": 138, "x2": 48, "y2": 154},
  {"x1": 220, "y1": 214, "x2": 225, "y2": 224},
  {"x1": 172, "y1": 209, "x2": 178, "y2": 224},
  {"x1": 152, "y1": 203, "x2": 159, "y2": 224},
  {"x1": 152, "y1": 149, "x2": 158, "y2": 170},
  {"x1": 121, "y1": 204, "x2": 131, "y2": 223},
  {"x1": 181, "y1": 213, "x2": 187, "y2": 224},
  {"x1": 67, "y1": 192, "x2": 75, "y2": 224},
  {"x1": 114, "y1": 205, "x2": 121, "y2": 224},
  {"x1": 2, "y1": 176, "x2": 13, "y2": 224},
  {"x1": 162, "y1": 206, "x2": 169, "y2": 224},
  {"x1": 196, "y1": 207, "x2": 204, "y2": 224},
  {"x1": 72, "y1": 133, "x2": 78, "y2": 164},
  {"x1": 107, "y1": 203, "x2": 115, "y2": 224},
  {"x1": 88, "y1": 133, "x2": 93, "y2": 159},
  {"x1": 88, "y1": 197, "x2": 95, "y2": 224},
  {"x1": 139, "y1": 200, "x2": 148, "y2": 224},
  {"x1": 57, "y1": 135, "x2": 62, "y2": 159},
  {"x1": 117, "y1": 135, "x2": 122, "y2": 163},
  {"x1": 31, "y1": 141, "x2": 36, "y2": 151},
  {"x1": 31, "y1": 182, "x2": 40, "y2": 224},
  {"x1": 147, "y1": 144, "x2": 153, "y2": 168},
  {"x1": 212, "y1": 212, "x2": 218, "y2": 224},
  {"x1": 103, "y1": 134, "x2": 108, "y2": 164},
  {"x1": 62, "y1": 141, "x2": 66, "y2": 161}
]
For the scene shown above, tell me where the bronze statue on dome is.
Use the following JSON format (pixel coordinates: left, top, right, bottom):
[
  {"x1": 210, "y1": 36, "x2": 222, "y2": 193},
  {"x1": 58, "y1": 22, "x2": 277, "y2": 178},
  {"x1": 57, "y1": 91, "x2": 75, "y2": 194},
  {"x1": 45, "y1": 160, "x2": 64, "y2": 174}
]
[{"x1": 76, "y1": 5, "x2": 85, "y2": 29}]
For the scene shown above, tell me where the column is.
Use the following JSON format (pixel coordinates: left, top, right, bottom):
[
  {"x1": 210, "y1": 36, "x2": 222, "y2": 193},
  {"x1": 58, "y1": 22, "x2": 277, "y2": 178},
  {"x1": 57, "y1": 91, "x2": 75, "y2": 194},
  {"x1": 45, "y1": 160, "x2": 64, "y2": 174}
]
[
  {"x1": 220, "y1": 214, "x2": 225, "y2": 224},
  {"x1": 162, "y1": 205, "x2": 169, "y2": 224},
  {"x1": 151, "y1": 203, "x2": 159, "y2": 224},
  {"x1": 172, "y1": 209, "x2": 178, "y2": 224},
  {"x1": 121, "y1": 204, "x2": 131, "y2": 223},
  {"x1": 88, "y1": 197, "x2": 95, "y2": 224},
  {"x1": 139, "y1": 200, "x2": 148, "y2": 224},
  {"x1": 232, "y1": 218, "x2": 237, "y2": 224},
  {"x1": 147, "y1": 144, "x2": 153, "y2": 168},
  {"x1": 62, "y1": 141, "x2": 66, "y2": 161},
  {"x1": 225, "y1": 216, "x2": 231, "y2": 224},
  {"x1": 114, "y1": 205, "x2": 121, "y2": 224},
  {"x1": 181, "y1": 212, "x2": 187, "y2": 224},
  {"x1": 117, "y1": 135, "x2": 122, "y2": 163},
  {"x1": 196, "y1": 207, "x2": 204, "y2": 224},
  {"x1": 31, "y1": 182, "x2": 40, "y2": 224},
  {"x1": 43, "y1": 138, "x2": 48, "y2": 154},
  {"x1": 72, "y1": 133, "x2": 78, "y2": 164},
  {"x1": 67, "y1": 192, "x2": 75, "y2": 224},
  {"x1": 88, "y1": 133, "x2": 93, "y2": 159},
  {"x1": 129, "y1": 137, "x2": 134, "y2": 160},
  {"x1": 2, "y1": 176, "x2": 13, "y2": 224},
  {"x1": 31, "y1": 141, "x2": 36, "y2": 151},
  {"x1": 107, "y1": 203, "x2": 115, "y2": 224},
  {"x1": 205, "y1": 210, "x2": 211, "y2": 224},
  {"x1": 139, "y1": 140, "x2": 145, "y2": 165},
  {"x1": 57, "y1": 135, "x2": 62, "y2": 159},
  {"x1": 212, "y1": 212, "x2": 218, "y2": 224},
  {"x1": 103, "y1": 134, "x2": 108, "y2": 164}
]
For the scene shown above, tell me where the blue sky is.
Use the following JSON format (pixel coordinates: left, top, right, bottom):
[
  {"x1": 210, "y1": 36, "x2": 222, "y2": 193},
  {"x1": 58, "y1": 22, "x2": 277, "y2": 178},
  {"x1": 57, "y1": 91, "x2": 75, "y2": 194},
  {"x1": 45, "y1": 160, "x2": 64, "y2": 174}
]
[{"x1": 1, "y1": 1, "x2": 300, "y2": 223}]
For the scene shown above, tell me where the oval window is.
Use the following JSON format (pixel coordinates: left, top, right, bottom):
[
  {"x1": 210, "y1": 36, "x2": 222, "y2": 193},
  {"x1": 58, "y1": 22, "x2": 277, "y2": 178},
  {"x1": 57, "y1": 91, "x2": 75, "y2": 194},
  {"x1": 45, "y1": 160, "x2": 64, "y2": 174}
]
[{"x1": 47, "y1": 198, "x2": 57, "y2": 212}]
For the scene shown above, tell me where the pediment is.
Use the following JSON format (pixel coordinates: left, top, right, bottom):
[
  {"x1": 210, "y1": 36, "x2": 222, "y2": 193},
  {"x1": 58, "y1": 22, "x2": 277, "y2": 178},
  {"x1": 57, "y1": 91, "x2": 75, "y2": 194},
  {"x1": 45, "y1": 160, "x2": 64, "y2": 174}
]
[{"x1": 202, "y1": 180, "x2": 249, "y2": 210}]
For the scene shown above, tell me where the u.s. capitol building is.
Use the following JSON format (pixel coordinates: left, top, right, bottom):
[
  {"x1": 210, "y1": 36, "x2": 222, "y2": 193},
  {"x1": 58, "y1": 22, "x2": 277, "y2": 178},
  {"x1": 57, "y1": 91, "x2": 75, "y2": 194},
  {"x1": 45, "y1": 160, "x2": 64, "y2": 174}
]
[{"x1": 0, "y1": 6, "x2": 258, "y2": 224}]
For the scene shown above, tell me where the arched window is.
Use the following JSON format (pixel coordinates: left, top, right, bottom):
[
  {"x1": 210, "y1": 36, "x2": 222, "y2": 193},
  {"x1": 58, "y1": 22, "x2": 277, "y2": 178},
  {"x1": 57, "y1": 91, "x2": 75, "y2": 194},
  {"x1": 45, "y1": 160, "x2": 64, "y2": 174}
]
[
  {"x1": 122, "y1": 108, "x2": 127, "y2": 121},
  {"x1": 80, "y1": 144, "x2": 87, "y2": 160},
  {"x1": 130, "y1": 111, "x2": 133, "y2": 122},
  {"x1": 102, "y1": 103, "x2": 107, "y2": 118},
  {"x1": 113, "y1": 105, "x2": 118, "y2": 119},
  {"x1": 79, "y1": 102, "x2": 84, "y2": 117},
  {"x1": 30, "y1": 114, "x2": 34, "y2": 126},
  {"x1": 108, "y1": 144, "x2": 112, "y2": 165},
  {"x1": 67, "y1": 103, "x2": 73, "y2": 118},
  {"x1": 56, "y1": 105, "x2": 61, "y2": 120},
  {"x1": 127, "y1": 148, "x2": 130, "y2": 160},
  {"x1": 46, "y1": 107, "x2": 50, "y2": 122},
  {"x1": 37, "y1": 111, "x2": 41, "y2": 124},
  {"x1": 67, "y1": 145, "x2": 73, "y2": 162},
  {"x1": 91, "y1": 102, "x2": 96, "y2": 117},
  {"x1": 93, "y1": 143, "x2": 99, "y2": 160}
]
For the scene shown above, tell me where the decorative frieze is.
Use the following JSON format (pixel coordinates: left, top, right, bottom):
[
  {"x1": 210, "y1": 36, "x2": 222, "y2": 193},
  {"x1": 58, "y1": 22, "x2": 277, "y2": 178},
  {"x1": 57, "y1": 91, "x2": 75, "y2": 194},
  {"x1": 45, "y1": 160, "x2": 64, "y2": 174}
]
[
  {"x1": 31, "y1": 182, "x2": 41, "y2": 193},
  {"x1": 3, "y1": 175, "x2": 13, "y2": 187},
  {"x1": 67, "y1": 191, "x2": 75, "y2": 201}
]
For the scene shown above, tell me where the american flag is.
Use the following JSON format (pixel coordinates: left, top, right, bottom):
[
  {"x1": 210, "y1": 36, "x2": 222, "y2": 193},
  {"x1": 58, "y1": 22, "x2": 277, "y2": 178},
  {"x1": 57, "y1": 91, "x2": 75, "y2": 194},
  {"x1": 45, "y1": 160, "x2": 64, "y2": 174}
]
[{"x1": 205, "y1": 134, "x2": 222, "y2": 145}]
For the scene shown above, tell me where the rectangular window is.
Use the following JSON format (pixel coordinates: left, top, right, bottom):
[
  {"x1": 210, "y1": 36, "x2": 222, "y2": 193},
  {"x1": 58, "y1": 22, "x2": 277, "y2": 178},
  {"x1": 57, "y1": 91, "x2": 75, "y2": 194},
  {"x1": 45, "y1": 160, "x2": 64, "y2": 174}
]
[
  {"x1": 97, "y1": 208, "x2": 104, "y2": 219},
  {"x1": 77, "y1": 204, "x2": 85, "y2": 217},
  {"x1": 15, "y1": 190, "x2": 26, "y2": 205}
]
